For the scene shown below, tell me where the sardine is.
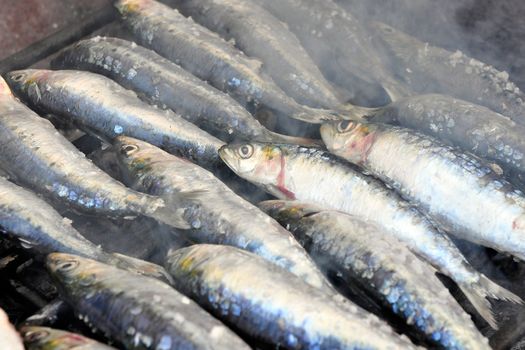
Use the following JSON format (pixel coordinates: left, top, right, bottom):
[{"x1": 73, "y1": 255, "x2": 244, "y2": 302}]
[
  {"x1": 0, "y1": 76, "x2": 188, "y2": 229},
  {"x1": 6, "y1": 68, "x2": 224, "y2": 168},
  {"x1": 253, "y1": 0, "x2": 409, "y2": 102},
  {"x1": 322, "y1": 120, "x2": 525, "y2": 285},
  {"x1": 367, "y1": 93, "x2": 525, "y2": 187},
  {"x1": 260, "y1": 200, "x2": 491, "y2": 349},
  {"x1": 0, "y1": 308, "x2": 24, "y2": 350},
  {"x1": 47, "y1": 253, "x2": 250, "y2": 350},
  {"x1": 115, "y1": 0, "x2": 341, "y2": 123},
  {"x1": 371, "y1": 21, "x2": 525, "y2": 124},
  {"x1": 111, "y1": 135, "x2": 335, "y2": 293},
  {"x1": 21, "y1": 326, "x2": 116, "y2": 350},
  {"x1": 51, "y1": 37, "x2": 320, "y2": 144},
  {"x1": 219, "y1": 141, "x2": 515, "y2": 328},
  {"x1": 0, "y1": 176, "x2": 172, "y2": 283},
  {"x1": 166, "y1": 244, "x2": 417, "y2": 349},
  {"x1": 172, "y1": 0, "x2": 344, "y2": 109}
]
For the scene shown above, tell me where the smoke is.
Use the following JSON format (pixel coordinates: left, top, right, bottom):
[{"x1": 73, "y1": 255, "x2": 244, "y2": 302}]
[{"x1": 336, "y1": 0, "x2": 525, "y2": 90}]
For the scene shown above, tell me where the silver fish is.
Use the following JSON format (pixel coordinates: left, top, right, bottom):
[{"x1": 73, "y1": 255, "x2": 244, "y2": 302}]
[
  {"x1": 260, "y1": 200, "x2": 491, "y2": 349},
  {"x1": 0, "y1": 307, "x2": 24, "y2": 350},
  {"x1": 219, "y1": 141, "x2": 515, "y2": 328},
  {"x1": 115, "y1": 0, "x2": 341, "y2": 123},
  {"x1": 173, "y1": 0, "x2": 344, "y2": 109},
  {"x1": 21, "y1": 326, "x2": 117, "y2": 350},
  {"x1": 51, "y1": 37, "x2": 319, "y2": 144},
  {"x1": 166, "y1": 244, "x2": 418, "y2": 349},
  {"x1": 368, "y1": 93, "x2": 525, "y2": 188},
  {"x1": 47, "y1": 253, "x2": 250, "y2": 350},
  {"x1": 371, "y1": 21, "x2": 525, "y2": 124},
  {"x1": 112, "y1": 135, "x2": 335, "y2": 293},
  {"x1": 6, "y1": 69, "x2": 224, "y2": 168},
  {"x1": 0, "y1": 76, "x2": 187, "y2": 229},
  {"x1": 322, "y1": 120, "x2": 525, "y2": 279},
  {"x1": 0, "y1": 176, "x2": 173, "y2": 283},
  {"x1": 254, "y1": 0, "x2": 409, "y2": 102}
]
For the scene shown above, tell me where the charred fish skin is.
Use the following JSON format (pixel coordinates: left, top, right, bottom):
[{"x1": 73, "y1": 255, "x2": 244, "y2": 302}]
[
  {"x1": 21, "y1": 326, "x2": 117, "y2": 350},
  {"x1": 166, "y1": 244, "x2": 418, "y2": 350},
  {"x1": 174, "y1": 0, "x2": 343, "y2": 109},
  {"x1": 116, "y1": 0, "x2": 338, "y2": 124},
  {"x1": 371, "y1": 22, "x2": 525, "y2": 124},
  {"x1": 260, "y1": 200, "x2": 491, "y2": 349},
  {"x1": 254, "y1": 0, "x2": 409, "y2": 102},
  {"x1": 47, "y1": 253, "x2": 250, "y2": 350},
  {"x1": 111, "y1": 135, "x2": 336, "y2": 294},
  {"x1": 0, "y1": 176, "x2": 174, "y2": 284},
  {"x1": 52, "y1": 37, "x2": 286, "y2": 142},
  {"x1": 322, "y1": 120, "x2": 525, "y2": 267},
  {"x1": 219, "y1": 141, "x2": 510, "y2": 329},
  {"x1": 370, "y1": 93, "x2": 525, "y2": 187},
  {"x1": 6, "y1": 69, "x2": 224, "y2": 168},
  {"x1": 0, "y1": 76, "x2": 165, "y2": 219}
]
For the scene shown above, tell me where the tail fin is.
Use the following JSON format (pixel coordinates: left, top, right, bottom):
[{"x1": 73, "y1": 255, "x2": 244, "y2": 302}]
[
  {"x1": 290, "y1": 106, "x2": 343, "y2": 124},
  {"x1": 266, "y1": 131, "x2": 323, "y2": 147},
  {"x1": 381, "y1": 80, "x2": 411, "y2": 102},
  {"x1": 338, "y1": 104, "x2": 382, "y2": 120},
  {"x1": 146, "y1": 191, "x2": 205, "y2": 230},
  {"x1": 111, "y1": 253, "x2": 174, "y2": 285},
  {"x1": 459, "y1": 274, "x2": 523, "y2": 329}
]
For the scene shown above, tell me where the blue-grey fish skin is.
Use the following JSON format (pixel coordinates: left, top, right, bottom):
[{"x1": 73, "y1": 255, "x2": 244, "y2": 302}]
[
  {"x1": 254, "y1": 0, "x2": 408, "y2": 102},
  {"x1": 166, "y1": 244, "x2": 418, "y2": 350},
  {"x1": 0, "y1": 76, "x2": 164, "y2": 218},
  {"x1": 112, "y1": 135, "x2": 335, "y2": 294},
  {"x1": 219, "y1": 141, "x2": 511, "y2": 329},
  {"x1": 371, "y1": 21, "x2": 525, "y2": 124},
  {"x1": 6, "y1": 69, "x2": 223, "y2": 168},
  {"x1": 21, "y1": 326, "x2": 117, "y2": 350},
  {"x1": 173, "y1": 0, "x2": 343, "y2": 109},
  {"x1": 51, "y1": 37, "x2": 295, "y2": 143},
  {"x1": 116, "y1": 0, "x2": 339, "y2": 124},
  {"x1": 370, "y1": 93, "x2": 525, "y2": 188},
  {"x1": 0, "y1": 176, "x2": 173, "y2": 284},
  {"x1": 260, "y1": 200, "x2": 491, "y2": 350},
  {"x1": 47, "y1": 253, "x2": 250, "y2": 350}
]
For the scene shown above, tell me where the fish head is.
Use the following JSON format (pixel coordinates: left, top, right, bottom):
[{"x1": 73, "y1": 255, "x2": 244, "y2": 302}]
[
  {"x1": 21, "y1": 326, "x2": 88, "y2": 348},
  {"x1": 5, "y1": 69, "x2": 51, "y2": 99},
  {"x1": 113, "y1": 135, "x2": 158, "y2": 183},
  {"x1": 116, "y1": 0, "x2": 150, "y2": 15},
  {"x1": 321, "y1": 120, "x2": 379, "y2": 164},
  {"x1": 46, "y1": 253, "x2": 103, "y2": 290},
  {"x1": 258, "y1": 200, "x2": 322, "y2": 224},
  {"x1": 219, "y1": 142, "x2": 284, "y2": 188}
]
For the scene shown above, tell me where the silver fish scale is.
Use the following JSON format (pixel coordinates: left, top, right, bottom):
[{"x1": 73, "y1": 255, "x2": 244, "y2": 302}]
[
  {"x1": 116, "y1": 139, "x2": 334, "y2": 293},
  {"x1": 284, "y1": 210, "x2": 489, "y2": 349},
  {"x1": 52, "y1": 37, "x2": 271, "y2": 142},
  {"x1": 0, "y1": 94, "x2": 161, "y2": 216},
  {"x1": 365, "y1": 125, "x2": 525, "y2": 259},
  {"x1": 273, "y1": 144, "x2": 479, "y2": 286},
  {"x1": 166, "y1": 244, "x2": 418, "y2": 349},
  {"x1": 51, "y1": 256, "x2": 248, "y2": 350}
]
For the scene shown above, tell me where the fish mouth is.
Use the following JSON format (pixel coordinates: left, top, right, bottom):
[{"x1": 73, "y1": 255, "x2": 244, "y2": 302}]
[
  {"x1": 218, "y1": 145, "x2": 236, "y2": 169},
  {"x1": 319, "y1": 123, "x2": 337, "y2": 148}
]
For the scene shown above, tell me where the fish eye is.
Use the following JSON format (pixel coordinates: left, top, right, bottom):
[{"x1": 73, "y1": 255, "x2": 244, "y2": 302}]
[
  {"x1": 337, "y1": 120, "x2": 355, "y2": 133},
  {"x1": 120, "y1": 144, "x2": 139, "y2": 156},
  {"x1": 24, "y1": 330, "x2": 49, "y2": 342},
  {"x1": 57, "y1": 260, "x2": 79, "y2": 271},
  {"x1": 11, "y1": 73, "x2": 26, "y2": 82},
  {"x1": 237, "y1": 144, "x2": 254, "y2": 159}
]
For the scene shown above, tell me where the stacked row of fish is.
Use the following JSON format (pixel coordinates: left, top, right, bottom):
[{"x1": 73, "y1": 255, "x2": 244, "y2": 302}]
[{"x1": 2, "y1": 0, "x2": 525, "y2": 349}]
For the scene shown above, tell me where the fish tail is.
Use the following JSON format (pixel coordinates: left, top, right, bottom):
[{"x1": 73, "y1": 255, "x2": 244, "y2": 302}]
[
  {"x1": 266, "y1": 131, "x2": 323, "y2": 147},
  {"x1": 289, "y1": 107, "x2": 343, "y2": 123},
  {"x1": 459, "y1": 274, "x2": 523, "y2": 329},
  {"x1": 337, "y1": 104, "x2": 382, "y2": 120},
  {"x1": 146, "y1": 190, "x2": 205, "y2": 230},
  {"x1": 381, "y1": 80, "x2": 411, "y2": 102},
  {"x1": 110, "y1": 253, "x2": 174, "y2": 285}
]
